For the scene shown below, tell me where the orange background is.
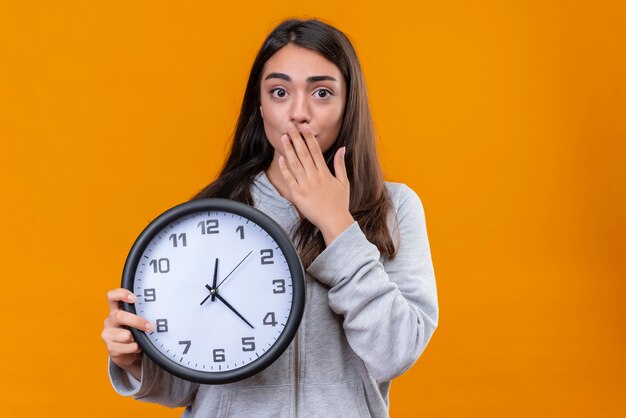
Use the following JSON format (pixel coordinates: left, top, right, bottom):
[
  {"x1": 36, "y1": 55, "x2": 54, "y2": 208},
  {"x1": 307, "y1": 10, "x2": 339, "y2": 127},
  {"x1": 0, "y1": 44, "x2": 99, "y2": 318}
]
[{"x1": 1, "y1": 1, "x2": 625, "y2": 417}]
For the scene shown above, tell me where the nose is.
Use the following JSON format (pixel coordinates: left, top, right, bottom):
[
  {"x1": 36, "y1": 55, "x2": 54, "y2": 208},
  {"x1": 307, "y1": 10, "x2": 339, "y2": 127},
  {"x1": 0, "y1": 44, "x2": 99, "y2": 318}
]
[{"x1": 289, "y1": 93, "x2": 310, "y2": 124}]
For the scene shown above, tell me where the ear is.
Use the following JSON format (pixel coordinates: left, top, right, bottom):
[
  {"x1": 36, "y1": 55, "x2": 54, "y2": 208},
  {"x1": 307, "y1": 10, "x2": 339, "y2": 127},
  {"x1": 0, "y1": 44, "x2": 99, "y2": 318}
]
[{"x1": 259, "y1": 106, "x2": 264, "y2": 119}]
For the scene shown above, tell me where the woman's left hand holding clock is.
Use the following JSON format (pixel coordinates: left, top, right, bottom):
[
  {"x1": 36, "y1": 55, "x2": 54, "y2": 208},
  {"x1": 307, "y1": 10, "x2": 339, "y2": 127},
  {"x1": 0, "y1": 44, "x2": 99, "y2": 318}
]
[{"x1": 102, "y1": 288, "x2": 153, "y2": 380}]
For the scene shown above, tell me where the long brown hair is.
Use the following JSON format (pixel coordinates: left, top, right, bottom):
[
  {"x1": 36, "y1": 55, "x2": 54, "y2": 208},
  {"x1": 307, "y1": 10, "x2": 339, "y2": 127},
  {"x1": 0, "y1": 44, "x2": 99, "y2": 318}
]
[{"x1": 193, "y1": 18, "x2": 397, "y2": 267}]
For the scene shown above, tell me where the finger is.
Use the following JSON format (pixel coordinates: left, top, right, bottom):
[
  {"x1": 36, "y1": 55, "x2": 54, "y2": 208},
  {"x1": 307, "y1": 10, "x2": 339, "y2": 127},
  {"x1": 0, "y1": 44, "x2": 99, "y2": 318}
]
[
  {"x1": 109, "y1": 309, "x2": 153, "y2": 332},
  {"x1": 334, "y1": 147, "x2": 349, "y2": 185},
  {"x1": 108, "y1": 341, "x2": 142, "y2": 357},
  {"x1": 286, "y1": 122, "x2": 316, "y2": 174},
  {"x1": 107, "y1": 288, "x2": 136, "y2": 312},
  {"x1": 278, "y1": 155, "x2": 299, "y2": 191},
  {"x1": 104, "y1": 327, "x2": 136, "y2": 344},
  {"x1": 281, "y1": 134, "x2": 306, "y2": 179},
  {"x1": 299, "y1": 123, "x2": 326, "y2": 169}
]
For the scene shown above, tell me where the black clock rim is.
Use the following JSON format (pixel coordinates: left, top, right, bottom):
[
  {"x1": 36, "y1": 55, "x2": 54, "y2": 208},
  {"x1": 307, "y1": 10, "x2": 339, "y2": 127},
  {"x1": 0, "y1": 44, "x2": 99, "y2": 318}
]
[{"x1": 121, "y1": 198, "x2": 305, "y2": 384}]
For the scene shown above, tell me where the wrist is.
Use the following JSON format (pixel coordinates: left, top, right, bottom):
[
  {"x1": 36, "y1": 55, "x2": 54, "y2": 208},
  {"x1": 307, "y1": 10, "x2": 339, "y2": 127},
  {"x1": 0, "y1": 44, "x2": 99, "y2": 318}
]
[
  {"x1": 320, "y1": 212, "x2": 355, "y2": 246},
  {"x1": 117, "y1": 355, "x2": 143, "y2": 381}
]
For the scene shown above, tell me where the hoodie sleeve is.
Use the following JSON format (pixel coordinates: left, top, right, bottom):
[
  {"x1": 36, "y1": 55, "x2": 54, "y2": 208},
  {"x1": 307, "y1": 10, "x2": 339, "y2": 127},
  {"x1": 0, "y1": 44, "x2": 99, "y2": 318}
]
[
  {"x1": 306, "y1": 184, "x2": 439, "y2": 382},
  {"x1": 108, "y1": 354, "x2": 199, "y2": 408}
]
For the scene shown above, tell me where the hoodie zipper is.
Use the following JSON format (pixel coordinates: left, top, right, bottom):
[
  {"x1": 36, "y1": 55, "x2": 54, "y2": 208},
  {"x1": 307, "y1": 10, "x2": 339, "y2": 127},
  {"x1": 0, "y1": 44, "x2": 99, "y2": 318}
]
[
  {"x1": 286, "y1": 200, "x2": 301, "y2": 418},
  {"x1": 294, "y1": 329, "x2": 300, "y2": 417}
]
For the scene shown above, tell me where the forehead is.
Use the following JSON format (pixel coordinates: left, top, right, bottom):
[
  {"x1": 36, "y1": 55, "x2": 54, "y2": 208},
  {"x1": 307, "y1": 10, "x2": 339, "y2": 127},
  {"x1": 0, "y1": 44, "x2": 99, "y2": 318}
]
[{"x1": 262, "y1": 44, "x2": 342, "y2": 81}]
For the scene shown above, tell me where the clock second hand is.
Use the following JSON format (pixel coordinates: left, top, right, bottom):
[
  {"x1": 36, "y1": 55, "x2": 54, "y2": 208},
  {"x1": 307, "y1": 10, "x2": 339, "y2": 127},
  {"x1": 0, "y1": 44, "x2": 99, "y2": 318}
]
[
  {"x1": 203, "y1": 284, "x2": 254, "y2": 329},
  {"x1": 215, "y1": 250, "x2": 253, "y2": 289}
]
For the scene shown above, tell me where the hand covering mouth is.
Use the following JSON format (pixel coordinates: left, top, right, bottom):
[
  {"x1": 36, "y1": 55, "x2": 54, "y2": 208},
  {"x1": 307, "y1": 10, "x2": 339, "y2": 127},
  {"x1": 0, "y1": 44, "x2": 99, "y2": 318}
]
[{"x1": 285, "y1": 131, "x2": 319, "y2": 138}]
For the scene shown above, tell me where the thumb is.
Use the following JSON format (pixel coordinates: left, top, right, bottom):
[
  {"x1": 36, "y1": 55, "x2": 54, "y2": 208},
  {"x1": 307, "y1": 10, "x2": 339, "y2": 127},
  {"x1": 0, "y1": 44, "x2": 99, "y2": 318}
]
[{"x1": 333, "y1": 147, "x2": 349, "y2": 185}]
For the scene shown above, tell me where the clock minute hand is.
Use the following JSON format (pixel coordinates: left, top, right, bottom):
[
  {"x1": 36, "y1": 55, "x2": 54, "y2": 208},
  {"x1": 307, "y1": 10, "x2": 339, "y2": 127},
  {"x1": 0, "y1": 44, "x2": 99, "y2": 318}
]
[
  {"x1": 206, "y1": 285, "x2": 255, "y2": 329},
  {"x1": 216, "y1": 250, "x2": 253, "y2": 289}
]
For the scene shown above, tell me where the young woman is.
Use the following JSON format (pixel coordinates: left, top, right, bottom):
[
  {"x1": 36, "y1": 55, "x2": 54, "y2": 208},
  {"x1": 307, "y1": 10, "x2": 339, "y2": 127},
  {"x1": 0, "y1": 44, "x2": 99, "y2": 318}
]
[{"x1": 102, "y1": 18, "x2": 438, "y2": 417}]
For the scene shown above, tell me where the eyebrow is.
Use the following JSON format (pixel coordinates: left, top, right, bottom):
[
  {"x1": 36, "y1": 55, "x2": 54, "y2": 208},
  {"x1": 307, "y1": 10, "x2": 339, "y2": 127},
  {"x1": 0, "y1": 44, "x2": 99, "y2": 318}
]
[{"x1": 264, "y1": 72, "x2": 338, "y2": 83}]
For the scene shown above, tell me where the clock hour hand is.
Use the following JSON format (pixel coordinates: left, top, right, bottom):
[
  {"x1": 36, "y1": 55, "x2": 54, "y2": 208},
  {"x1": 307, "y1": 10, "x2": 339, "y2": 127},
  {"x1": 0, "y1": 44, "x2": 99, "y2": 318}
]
[
  {"x1": 211, "y1": 258, "x2": 218, "y2": 302},
  {"x1": 204, "y1": 284, "x2": 254, "y2": 329},
  {"x1": 216, "y1": 250, "x2": 253, "y2": 289},
  {"x1": 200, "y1": 258, "x2": 220, "y2": 305}
]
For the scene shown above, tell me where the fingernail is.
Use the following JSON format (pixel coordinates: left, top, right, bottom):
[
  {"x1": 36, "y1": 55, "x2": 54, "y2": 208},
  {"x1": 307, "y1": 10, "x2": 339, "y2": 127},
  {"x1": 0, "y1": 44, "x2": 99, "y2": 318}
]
[
  {"x1": 145, "y1": 323, "x2": 153, "y2": 332},
  {"x1": 127, "y1": 294, "x2": 134, "y2": 302}
]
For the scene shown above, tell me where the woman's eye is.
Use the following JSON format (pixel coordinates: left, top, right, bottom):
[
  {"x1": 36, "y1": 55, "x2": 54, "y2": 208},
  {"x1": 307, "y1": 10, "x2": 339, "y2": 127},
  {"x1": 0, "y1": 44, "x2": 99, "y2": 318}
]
[
  {"x1": 270, "y1": 88, "x2": 287, "y2": 98},
  {"x1": 314, "y1": 89, "x2": 333, "y2": 99}
]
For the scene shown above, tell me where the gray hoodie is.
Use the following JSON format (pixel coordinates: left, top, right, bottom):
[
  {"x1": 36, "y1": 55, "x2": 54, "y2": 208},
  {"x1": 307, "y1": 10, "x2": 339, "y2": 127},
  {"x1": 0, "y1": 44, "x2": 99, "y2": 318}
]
[{"x1": 109, "y1": 171, "x2": 439, "y2": 417}]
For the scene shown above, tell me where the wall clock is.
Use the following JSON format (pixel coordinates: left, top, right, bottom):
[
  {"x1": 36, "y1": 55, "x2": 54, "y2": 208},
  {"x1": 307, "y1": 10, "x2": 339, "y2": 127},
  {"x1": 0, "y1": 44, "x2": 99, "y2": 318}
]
[{"x1": 121, "y1": 198, "x2": 305, "y2": 384}]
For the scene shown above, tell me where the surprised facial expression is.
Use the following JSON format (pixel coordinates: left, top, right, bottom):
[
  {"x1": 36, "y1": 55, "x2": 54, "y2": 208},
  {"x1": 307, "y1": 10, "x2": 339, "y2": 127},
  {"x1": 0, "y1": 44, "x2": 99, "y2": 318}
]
[{"x1": 259, "y1": 44, "x2": 346, "y2": 155}]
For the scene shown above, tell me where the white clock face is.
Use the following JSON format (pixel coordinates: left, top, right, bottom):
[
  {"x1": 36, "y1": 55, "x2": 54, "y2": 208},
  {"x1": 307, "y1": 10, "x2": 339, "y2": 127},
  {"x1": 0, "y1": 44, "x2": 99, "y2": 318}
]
[{"x1": 132, "y1": 209, "x2": 295, "y2": 374}]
